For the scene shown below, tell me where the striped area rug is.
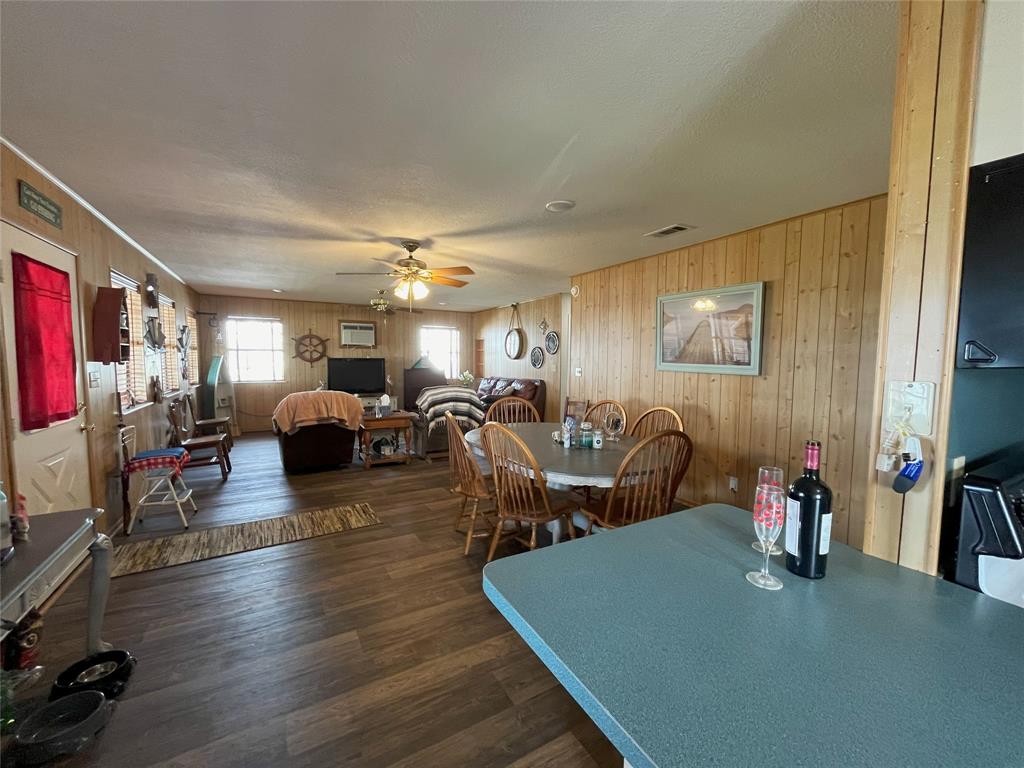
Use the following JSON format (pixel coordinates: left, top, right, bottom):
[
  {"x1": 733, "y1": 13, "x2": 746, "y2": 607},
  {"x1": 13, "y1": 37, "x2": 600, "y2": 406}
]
[{"x1": 112, "y1": 503, "x2": 381, "y2": 577}]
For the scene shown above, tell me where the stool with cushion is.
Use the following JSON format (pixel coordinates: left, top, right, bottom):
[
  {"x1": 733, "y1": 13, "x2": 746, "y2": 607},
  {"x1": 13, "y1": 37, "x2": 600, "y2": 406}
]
[{"x1": 120, "y1": 426, "x2": 196, "y2": 534}]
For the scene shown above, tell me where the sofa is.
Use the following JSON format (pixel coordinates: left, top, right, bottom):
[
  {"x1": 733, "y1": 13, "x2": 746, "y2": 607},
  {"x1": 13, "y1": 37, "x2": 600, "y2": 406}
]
[
  {"x1": 475, "y1": 377, "x2": 547, "y2": 420},
  {"x1": 405, "y1": 367, "x2": 451, "y2": 457}
]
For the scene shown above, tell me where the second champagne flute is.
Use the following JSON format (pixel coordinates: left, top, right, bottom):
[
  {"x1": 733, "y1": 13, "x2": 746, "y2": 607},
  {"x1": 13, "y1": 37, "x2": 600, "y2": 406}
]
[{"x1": 752, "y1": 466, "x2": 784, "y2": 556}]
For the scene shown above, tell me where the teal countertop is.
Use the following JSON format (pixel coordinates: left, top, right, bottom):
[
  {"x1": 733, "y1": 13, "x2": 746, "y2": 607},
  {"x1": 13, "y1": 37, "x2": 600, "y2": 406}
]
[{"x1": 482, "y1": 503, "x2": 1024, "y2": 768}]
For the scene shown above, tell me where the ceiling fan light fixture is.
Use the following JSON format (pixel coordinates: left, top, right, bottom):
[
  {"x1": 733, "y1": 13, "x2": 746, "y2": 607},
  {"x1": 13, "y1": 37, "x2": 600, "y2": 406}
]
[{"x1": 394, "y1": 278, "x2": 429, "y2": 301}]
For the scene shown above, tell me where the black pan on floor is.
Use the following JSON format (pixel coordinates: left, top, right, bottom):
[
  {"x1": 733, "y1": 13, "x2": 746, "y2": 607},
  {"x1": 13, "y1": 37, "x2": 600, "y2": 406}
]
[{"x1": 50, "y1": 649, "x2": 136, "y2": 701}]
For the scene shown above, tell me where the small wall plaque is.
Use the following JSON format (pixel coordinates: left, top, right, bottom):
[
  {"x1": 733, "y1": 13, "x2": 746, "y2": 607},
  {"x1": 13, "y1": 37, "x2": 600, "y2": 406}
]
[{"x1": 18, "y1": 180, "x2": 63, "y2": 229}]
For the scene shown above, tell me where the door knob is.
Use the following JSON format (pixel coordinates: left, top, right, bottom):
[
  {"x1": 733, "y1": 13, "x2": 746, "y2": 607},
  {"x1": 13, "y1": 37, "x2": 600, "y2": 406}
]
[{"x1": 80, "y1": 423, "x2": 96, "y2": 433}]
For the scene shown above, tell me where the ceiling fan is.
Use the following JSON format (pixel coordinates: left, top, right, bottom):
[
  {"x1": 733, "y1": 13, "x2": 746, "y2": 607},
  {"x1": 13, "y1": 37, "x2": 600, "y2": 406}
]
[
  {"x1": 369, "y1": 289, "x2": 421, "y2": 316},
  {"x1": 336, "y1": 239, "x2": 474, "y2": 310}
]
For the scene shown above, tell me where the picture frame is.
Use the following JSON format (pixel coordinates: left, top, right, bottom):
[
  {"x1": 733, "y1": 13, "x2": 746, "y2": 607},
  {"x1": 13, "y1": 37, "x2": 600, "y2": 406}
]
[{"x1": 656, "y1": 281, "x2": 764, "y2": 375}]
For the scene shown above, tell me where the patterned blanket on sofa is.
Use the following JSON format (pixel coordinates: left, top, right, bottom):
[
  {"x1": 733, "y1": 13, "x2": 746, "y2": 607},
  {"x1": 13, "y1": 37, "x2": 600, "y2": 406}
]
[{"x1": 415, "y1": 385, "x2": 485, "y2": 435}]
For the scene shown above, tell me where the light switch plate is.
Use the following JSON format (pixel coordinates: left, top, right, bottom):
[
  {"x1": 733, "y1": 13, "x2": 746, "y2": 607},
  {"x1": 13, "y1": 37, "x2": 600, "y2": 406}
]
[
  {"x1": 883, "y1": 380, "x2": 935, "y2": 436},
  {"x1": 574, "y1": 367, "x2": 582, "y2": 377},
  {"x1": 88, "y1": 370, "x2": 101, "y2": 388}
]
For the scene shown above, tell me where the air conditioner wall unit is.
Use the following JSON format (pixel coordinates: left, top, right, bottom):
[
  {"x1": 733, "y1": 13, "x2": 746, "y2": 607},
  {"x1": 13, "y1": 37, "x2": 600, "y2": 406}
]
[{"x1": 340, "y1": 322, "x2": 376, "y2": 348}]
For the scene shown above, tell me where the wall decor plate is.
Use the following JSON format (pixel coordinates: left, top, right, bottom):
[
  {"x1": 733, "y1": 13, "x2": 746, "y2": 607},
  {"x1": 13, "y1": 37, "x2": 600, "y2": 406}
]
[
  {"x1": 530, "y1": 346, "x2": 544, "y2": 369},
  {"x1": 544, "y1": 330, "x2": 560, "y2": 355}
]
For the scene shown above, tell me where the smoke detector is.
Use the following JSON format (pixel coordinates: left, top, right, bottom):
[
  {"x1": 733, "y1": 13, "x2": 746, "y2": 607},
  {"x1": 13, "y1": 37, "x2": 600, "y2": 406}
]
[{"x1": 545, "y1": 200, "x2": 576, "y2": 213}]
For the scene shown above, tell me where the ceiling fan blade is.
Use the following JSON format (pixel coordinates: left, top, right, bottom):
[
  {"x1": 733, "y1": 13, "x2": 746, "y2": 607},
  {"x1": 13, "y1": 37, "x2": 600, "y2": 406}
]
[
  {"x1": 429, "y1": 266, "x2": 475, "y2": 276},
  {"x1": 427, "y1": 276, "x2": 469, "y2": 288},
  {"x1": 335, "y1": 271, "x2": 393, "y2": 276},
  {"x1": 394, "y1": 307, "x2": 423, "y2": 314}
]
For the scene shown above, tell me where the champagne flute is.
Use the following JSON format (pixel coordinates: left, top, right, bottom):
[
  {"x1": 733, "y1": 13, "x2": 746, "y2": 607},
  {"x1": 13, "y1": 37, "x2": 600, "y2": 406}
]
[
  {"x1": 603, "y1": 412, "x2": 625, "y2": 442},
  {"x1": 752, "y1": 466, "x2": 784, "y2": 555},
  {"x1": 746, "y1": 487, "x2": 785, "y2": 590}
]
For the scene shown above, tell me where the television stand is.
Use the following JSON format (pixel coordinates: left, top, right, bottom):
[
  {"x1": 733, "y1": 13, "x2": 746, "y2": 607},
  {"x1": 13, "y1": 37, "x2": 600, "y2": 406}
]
[{"x1": 354, "y1": 393, "x2": 386, "y2": 410}]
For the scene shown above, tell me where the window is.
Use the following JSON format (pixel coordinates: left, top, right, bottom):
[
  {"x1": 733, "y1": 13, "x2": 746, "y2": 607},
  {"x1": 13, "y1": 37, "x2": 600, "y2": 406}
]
[
  {"x1": 110, "y1": 271, "x2": 147, "y2": 408},
  {"x1": 224, "y1": 316, "x2": 285, "y2": 382},
  {"x1": 186, "y1": 310, "x2": 200, "y2": 384},
  {"x1": 159, "y1": 297, "x2": 180, "y2": 392},
  {"x1": 419, "y1": 326, "x2": 460, "y2": 379}
]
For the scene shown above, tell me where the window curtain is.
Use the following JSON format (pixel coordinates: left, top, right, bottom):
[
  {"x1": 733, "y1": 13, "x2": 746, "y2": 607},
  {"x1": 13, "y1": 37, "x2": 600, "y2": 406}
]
[{"x1": 12, "y1": 252, "x2": 78, "y2": 430}]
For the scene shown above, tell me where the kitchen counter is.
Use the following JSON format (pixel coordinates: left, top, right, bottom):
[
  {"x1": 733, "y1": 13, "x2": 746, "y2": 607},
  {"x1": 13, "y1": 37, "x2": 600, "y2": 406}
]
[{"x1": 482, "y1": 503, "x2": 1024, "y2": 767}]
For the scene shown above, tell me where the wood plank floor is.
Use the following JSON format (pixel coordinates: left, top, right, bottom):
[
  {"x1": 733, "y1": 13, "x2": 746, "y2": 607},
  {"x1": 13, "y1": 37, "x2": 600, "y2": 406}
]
[{"x1": 31, "y1": 434, "x2": 620, "y2": 767}]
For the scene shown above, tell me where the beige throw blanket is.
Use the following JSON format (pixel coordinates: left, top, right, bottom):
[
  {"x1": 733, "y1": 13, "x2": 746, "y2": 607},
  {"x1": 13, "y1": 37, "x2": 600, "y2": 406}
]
[{"x1": 272, "y1": 391, "x2": 364, "y2": 435}]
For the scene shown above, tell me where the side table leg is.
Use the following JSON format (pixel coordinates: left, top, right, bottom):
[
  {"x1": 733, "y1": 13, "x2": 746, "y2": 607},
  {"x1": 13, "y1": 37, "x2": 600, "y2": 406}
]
[
  {"x1": 361, "y1": 429, "x2": 372, "y2": 470},
  {"x1": 86, "y1": 533, "x2": 114, "y2": 655}
]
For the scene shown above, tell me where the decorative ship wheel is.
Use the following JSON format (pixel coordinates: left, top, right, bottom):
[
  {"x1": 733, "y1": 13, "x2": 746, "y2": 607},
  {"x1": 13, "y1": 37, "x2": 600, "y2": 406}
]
[{"x1": 292, "y1": 328, "x2": 329, "y2": 367}]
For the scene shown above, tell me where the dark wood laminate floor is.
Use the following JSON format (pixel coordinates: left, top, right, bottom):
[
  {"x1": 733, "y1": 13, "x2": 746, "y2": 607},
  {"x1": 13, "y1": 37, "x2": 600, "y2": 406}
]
[{"x1": 28, "y1": 434, "x2": 620, "y2": 768}]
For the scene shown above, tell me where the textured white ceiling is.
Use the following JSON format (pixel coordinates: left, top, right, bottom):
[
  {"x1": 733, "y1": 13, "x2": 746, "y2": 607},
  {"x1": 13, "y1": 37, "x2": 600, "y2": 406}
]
[{"x1": 1, "y1": 1, "x2": 898, "y2": 311}]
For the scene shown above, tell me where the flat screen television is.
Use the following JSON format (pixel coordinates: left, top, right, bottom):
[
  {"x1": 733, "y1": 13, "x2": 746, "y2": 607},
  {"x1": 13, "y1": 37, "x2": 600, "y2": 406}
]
[{"x1": 327, "y1": 357, "x2": 386, "y2": 395}]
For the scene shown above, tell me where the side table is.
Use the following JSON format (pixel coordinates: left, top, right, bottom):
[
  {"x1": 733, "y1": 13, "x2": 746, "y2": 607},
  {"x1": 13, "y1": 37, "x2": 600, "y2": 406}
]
[{"x1": 359, "y1": 411, "x2": 414, "y2": 470}]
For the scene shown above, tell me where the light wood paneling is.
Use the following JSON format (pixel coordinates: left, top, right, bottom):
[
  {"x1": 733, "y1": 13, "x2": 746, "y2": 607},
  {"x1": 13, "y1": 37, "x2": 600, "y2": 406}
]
[
  {"x1": 568, "y1": 197, "x2": 887, "y2": 546},
  {"x1": 862, "y1": 0, "x2": 983, "y2": 573},
  {"x1": 1, "y1": 144, "x2": 200, "y2": 532},
  {"x1": 471, "y1": 294, "x2": 566, "y2": 421},
  {"x1": 197, "y1": 295, "x2": 474, "y2": 433}
]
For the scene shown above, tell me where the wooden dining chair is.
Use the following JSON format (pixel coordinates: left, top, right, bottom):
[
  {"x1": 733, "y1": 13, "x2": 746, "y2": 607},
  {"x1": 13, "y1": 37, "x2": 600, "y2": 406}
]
[
  {"x1": 584, "y1": 399, "x2": 628, "y2": 432},
  {"x1": 445, "y1": 411, "x2": 494, "y2": 556},
  {"x1": 629, "y1": 406, "x2": 683, "y2": 440},
  {"x1": 577, "y1": 430, "x2": 694, "y2": 535},
  {"x1": 167, "y1": 400, "x2": 232, "y2": 481},
  {"x1": 479, "y1": 422, "x2": 576, "y2": 562},
  {"x1": 485, "y1": 396, "x2": 540, "y2": 424},
  {"x1": 184, "y1": 391, "x2": 233, "y2": 451},
  {"x1": 563, "y1": 397, "x2": 590, "y2": 423}
]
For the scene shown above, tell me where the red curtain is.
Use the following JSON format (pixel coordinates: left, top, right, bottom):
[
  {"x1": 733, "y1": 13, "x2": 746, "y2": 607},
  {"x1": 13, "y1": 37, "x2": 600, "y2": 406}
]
[{"x1": 12, "y1": 252, "x2": 78, "y2": 430}]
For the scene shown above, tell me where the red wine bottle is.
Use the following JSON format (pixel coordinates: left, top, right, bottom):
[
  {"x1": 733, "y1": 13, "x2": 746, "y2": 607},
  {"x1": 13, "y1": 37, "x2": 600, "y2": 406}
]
[{"x1": 785, "y1": 440, "x2": 833, "y2": 579}]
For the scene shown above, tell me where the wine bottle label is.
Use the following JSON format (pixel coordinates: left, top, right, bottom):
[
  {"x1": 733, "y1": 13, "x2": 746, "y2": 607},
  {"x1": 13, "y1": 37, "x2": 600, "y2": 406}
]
[
  {"x1": 819, "y1": 513, "x2": 832, "y2": 555},
  {"x1": 785, "y1": 497, "x2": 800, "y2": 555}
]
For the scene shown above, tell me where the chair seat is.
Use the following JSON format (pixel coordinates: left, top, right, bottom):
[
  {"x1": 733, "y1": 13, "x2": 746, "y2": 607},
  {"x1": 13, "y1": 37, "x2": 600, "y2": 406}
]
[
  {"x1": 135, "y1": 447, "x2": 188, "y2": 461},
  {"x1": 546, "y1": 489, "x2": 582, "y2": 517},
  {"x1": 195, "y1": 417, "x2": 230, "y2": 426},
  {"x1": 181, "y1": 434, "x2": 227, "y2": 450}
]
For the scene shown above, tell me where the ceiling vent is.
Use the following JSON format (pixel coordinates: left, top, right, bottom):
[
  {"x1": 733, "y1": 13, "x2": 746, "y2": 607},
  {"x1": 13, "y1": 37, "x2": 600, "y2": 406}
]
[{"x1": 643, "y1": 224, "x2": 694, "y2": 238}]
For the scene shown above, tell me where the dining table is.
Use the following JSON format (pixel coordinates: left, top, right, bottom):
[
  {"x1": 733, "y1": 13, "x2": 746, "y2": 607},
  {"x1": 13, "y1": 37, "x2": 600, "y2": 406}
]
[
  {"x1": 482, "y1": 503, "x2": 1024, "y2": 767},
  {"x1": 464, "y1": 421, "x2": 637, "y2": 489}
]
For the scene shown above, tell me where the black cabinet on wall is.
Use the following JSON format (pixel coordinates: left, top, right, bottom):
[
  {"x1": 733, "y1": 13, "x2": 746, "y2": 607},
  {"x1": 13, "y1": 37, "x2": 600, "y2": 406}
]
[{"x1": 956, "y1": 152, "x2": 1024, "y2": 368}]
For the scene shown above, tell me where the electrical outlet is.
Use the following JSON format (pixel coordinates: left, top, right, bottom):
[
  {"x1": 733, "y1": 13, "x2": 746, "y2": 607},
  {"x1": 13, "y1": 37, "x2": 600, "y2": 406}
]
[
  {"x1": 574, "y1": 367, "x2": 582, "y2": 377},
  {"x1": 728, "y1": 476, "x2": 739, "y2": 492},
  {"x1": 88, "y1": 370, "x2": 101, "y2": 389}
]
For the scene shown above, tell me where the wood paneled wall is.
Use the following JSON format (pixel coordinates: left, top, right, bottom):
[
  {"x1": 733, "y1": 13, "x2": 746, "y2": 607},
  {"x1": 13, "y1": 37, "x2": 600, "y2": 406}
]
[
  {"x1": 471, "y1": 294, "x2": 568, "y2": 421},
  {"x1": 862, "y1": 0, "x2": 982, "y2": 573},
  {"x1": 196, "y1": 295, "x2": 474, "y2": 433},
  {"x1": 568, "y1": 196, "x2": 887, "y2": 547},
  {"x1": 1, "y1": 144, "x2": 200, "y2": 531}
]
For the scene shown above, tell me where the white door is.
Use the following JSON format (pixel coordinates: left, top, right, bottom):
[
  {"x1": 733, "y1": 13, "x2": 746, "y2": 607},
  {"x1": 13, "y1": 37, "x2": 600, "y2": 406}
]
[{"x1": 0, "y1": 222, "x2": 92, "y2": 514}]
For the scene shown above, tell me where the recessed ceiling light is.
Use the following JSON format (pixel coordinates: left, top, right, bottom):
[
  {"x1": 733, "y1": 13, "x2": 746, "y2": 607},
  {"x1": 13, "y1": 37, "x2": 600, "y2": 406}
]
[
  {"x1": 545, "y1": 199, "x2": 576, "y2": 213},
  {"x1": 439, "y1": 301, "x2": 447, "y2": 306},
  {"x1": 271, "y1": 288, "x2": 284, "y2": 293}
]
